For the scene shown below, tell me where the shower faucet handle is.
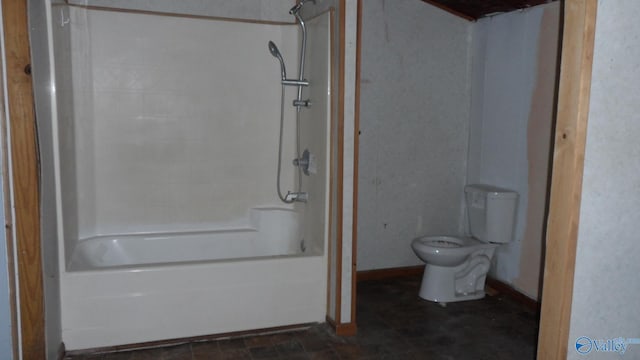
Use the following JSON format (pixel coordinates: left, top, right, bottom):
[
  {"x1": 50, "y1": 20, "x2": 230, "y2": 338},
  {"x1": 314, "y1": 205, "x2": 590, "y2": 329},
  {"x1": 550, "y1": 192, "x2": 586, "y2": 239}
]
[{"x1": 293, "y1": 149, "x2": 313, "y2": 176}]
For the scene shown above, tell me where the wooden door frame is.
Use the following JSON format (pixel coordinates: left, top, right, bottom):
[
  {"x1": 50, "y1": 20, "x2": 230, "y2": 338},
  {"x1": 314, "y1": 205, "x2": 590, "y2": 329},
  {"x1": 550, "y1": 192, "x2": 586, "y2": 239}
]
[
  {"x1": 327, "y1": 0, "x2": 360, "y2": 336},
  {"x1": 537, "y1": 0, "x2": 597, "y2": 358}
]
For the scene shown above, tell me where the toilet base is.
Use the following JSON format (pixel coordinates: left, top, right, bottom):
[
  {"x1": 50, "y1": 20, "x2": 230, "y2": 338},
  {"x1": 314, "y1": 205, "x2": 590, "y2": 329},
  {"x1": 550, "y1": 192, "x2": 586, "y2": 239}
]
[{"x1": 418, "y1": 263, "x2": 488, "y2": 303}]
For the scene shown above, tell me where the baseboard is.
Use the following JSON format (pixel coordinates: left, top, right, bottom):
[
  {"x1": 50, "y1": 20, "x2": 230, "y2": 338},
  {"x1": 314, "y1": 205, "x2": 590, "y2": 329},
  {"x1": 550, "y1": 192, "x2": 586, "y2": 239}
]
[
  {"x1": 356, "y1": 265, "x2": 423, "y2": 281},
  {"x1": 486, "y1": 277, "x2": 540, "y2": 312},
  {"x1": 325, "y1": 315, "x2": 357, "y2": 336}
]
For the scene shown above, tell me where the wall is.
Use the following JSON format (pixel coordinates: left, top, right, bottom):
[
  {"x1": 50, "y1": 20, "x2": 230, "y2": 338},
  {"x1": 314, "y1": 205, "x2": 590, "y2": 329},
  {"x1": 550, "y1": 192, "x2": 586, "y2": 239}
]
[
  {"x1": 567, "y1": 1, "x2": 640, "y2": 358},
  {"x1": 357, "y1": 0, "x2": 472, "y2": 271},
  {"x1": 467, "y1": 3, "x2": 560, "y2": 298}
]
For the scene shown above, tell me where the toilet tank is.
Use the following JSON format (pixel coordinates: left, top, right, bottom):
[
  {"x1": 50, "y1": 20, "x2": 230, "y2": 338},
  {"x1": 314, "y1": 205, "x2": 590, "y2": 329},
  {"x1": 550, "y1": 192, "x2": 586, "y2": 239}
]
[{"x1": 465, "y1": 184, "x2": 518, "y2": 244}]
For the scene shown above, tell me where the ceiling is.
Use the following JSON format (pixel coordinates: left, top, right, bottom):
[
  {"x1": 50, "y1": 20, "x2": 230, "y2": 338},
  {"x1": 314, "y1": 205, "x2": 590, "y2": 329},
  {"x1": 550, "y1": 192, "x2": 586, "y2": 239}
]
[{"x1": 422, "y1": 0, "x2": 558, "y2": 20}]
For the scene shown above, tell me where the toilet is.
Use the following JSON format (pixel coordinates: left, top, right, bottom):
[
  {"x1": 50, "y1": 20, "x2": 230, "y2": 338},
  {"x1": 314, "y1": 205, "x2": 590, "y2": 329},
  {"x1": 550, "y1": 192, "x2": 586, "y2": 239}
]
[{"x1": 411, "y1": 184, "x2": 518, "y2": 303}]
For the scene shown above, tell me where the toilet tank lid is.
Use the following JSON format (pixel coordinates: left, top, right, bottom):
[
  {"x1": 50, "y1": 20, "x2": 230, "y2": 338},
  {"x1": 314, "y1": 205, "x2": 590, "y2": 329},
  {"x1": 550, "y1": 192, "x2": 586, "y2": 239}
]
[{"x1": 465, "y1": 184, "x2": 518, "y2": 198}]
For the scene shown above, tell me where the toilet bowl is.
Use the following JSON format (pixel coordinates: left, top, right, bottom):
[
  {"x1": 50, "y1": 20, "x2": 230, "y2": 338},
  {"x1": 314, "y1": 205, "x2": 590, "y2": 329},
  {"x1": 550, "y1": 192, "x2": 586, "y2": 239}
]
[
  {"x1": 411, "y1": 185, "x2": 518, "y2": 304},
  {"x1": 411, "y1": 235, "x2": 497, "y2": 303}
]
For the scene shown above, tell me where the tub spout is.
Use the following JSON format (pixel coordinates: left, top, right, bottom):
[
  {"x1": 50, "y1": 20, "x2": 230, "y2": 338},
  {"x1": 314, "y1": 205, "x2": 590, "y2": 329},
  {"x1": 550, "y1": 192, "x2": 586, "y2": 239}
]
[{"x1": 285, "y1": 191, "x2": 308, "y2": 203}]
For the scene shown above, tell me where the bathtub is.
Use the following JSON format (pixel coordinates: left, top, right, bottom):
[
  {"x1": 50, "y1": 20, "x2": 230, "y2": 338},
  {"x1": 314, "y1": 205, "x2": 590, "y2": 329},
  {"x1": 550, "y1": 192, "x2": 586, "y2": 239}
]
[{"x1": 61, "y1": 207, "x2": 327, "y2": 350}]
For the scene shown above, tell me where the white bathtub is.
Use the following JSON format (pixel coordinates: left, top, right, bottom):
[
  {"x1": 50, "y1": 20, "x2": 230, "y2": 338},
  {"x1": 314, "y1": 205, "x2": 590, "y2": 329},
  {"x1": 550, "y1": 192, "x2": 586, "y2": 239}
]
[
  {"x1": 68, "y1": 207, "x2": 305, "y2": 270},
  {"x1": 61, "y1": 207, "x2": 327, "y2": 350},
  {"x1": 52, "y1": 6, "x2": 333, "y2": 351}
]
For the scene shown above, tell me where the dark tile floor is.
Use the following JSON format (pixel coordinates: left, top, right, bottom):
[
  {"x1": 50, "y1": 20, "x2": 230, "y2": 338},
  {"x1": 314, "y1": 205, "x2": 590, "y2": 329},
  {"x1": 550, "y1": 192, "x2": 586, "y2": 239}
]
[{"x1": 66, "y1": 275, "x2": 539, "y2": 359}]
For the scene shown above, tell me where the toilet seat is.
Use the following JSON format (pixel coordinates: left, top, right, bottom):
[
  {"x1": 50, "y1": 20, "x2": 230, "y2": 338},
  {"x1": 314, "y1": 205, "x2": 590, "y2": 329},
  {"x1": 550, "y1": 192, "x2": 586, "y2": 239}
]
[
  {"x1": 421, "y1": 236, "x2": 465, "y2": 248},
  {"x1": 411, "y1": 235, "x2": 496, "y2": 267},
  {"x1": 414, "y1": 235, "x2": 487, "y2": 249}
]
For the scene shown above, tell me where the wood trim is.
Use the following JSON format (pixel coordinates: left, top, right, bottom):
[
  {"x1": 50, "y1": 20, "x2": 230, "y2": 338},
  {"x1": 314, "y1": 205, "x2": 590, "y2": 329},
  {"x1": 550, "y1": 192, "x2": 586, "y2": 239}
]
[
  {"x1": 356, "y1": 266, "x2": 424, "y2": 282},
  {"x1": 325, "y1": 315, "x2": 357, "y2": 337},
  {"x1": 2, "y1": 0, "x2": 46, "y2": 359},
  {"x1": 349, "y1": 0, "x2": 362, "y2": 328},
  {"x1": 485, "y1": 278, "x2": 539, "y2": 312},
  {"x1": 537, "y1": 0, "x2": 597, "y2": 358},
  {"x1": 326, "y1": 6, "x2": 336, "y2": 322},
  {"x1": 334, "y1": 322, "x2": 357, "y2": 337},
  {"x1": 333, "y1": 0, "x2": 346, "y2": 326}
]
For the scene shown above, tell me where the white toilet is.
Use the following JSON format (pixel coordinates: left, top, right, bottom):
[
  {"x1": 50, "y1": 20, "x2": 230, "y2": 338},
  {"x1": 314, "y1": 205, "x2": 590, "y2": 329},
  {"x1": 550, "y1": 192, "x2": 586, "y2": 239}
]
[{"x1": 411, "y1": 184, "x2": 518, "y2": 303}]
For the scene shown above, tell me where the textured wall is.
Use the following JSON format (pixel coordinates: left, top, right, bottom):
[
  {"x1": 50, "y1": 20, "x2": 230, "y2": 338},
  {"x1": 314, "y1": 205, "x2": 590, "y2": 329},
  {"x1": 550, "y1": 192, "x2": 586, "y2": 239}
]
[
  {"x1": 567, "y1": 1, "x2": 640, "y2": 358},
  {"x1": 357, "y1": 0, "x2": 472, "y2": 271},
  {"x1": 467, "y1": 3, "x2": 559, "y2": 297},
  {"x1": 515, "y1": 4, "x2": 560, "y2": 299}
]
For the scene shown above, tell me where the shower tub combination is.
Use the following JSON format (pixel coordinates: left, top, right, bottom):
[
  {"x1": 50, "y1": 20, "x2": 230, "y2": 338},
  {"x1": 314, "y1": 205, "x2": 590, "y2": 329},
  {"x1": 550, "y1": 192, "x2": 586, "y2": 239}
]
[{"x1": 44, "y1": 1, "x2": 333, "y2": 350}]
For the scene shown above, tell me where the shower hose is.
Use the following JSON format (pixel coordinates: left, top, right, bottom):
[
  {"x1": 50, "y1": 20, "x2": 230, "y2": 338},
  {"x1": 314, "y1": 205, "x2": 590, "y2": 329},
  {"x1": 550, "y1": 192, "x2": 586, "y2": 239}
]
[{"x1": 276, "y1": 83, "x2": 303, "y2": 203}]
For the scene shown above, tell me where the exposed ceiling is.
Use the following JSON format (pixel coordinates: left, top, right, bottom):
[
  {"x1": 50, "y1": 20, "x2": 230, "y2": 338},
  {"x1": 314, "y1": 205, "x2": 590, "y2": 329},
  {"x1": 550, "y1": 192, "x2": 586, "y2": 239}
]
[{"x1": 422, "y1": 0, "x2": 558, "y2": 21}]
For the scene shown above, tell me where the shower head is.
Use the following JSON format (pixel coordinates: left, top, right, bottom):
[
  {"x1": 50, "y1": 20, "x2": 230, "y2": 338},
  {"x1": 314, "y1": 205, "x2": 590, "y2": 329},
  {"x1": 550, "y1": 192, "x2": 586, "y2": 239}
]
[
  {"x1": 268, "y1": 41, "x2": 286, "y2": 80},
  {"x1": 268, "y1": 41, "x2": 280, "y2": 58}
]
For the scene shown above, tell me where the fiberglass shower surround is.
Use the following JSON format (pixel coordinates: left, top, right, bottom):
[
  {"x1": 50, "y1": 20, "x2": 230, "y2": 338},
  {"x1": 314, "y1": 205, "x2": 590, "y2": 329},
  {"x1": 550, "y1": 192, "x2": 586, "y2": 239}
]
[{"x1": 35, "y1": 1, "x2": 332, "y2": 350}]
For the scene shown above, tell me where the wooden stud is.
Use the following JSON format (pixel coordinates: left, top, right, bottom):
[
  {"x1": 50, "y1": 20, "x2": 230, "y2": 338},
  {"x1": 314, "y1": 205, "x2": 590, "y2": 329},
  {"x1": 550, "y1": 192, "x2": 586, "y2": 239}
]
[
  {"x1": 537, "y1": 0, "x2": 597, "y2": 358},
  {"x1": 2, "y1": 0, "x2": 46, "y2": 359}
]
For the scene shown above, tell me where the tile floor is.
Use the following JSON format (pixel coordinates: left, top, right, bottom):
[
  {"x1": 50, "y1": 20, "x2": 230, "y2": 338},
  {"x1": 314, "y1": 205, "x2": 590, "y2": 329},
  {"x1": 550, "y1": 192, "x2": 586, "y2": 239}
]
[{"x1": 66, "y1": 275, "x2": 539, "y2": 359}]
